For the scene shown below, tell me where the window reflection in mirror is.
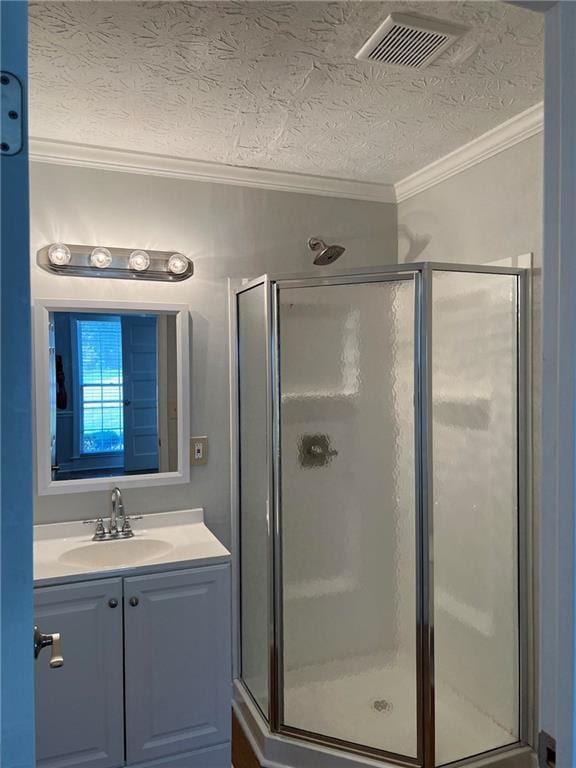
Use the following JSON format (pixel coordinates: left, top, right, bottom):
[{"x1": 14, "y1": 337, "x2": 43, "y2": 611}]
[{"x1": 51, "y1": 311, "x2": 178, "y2": 481}]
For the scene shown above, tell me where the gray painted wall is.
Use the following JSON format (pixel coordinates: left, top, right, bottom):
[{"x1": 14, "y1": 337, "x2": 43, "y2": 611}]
[
  {"x1": 30, "y1": 162, "x2": 397, "y2": 545},
  {"x1": 397, "y1": 134, "x2": 542, "y2": 267}
]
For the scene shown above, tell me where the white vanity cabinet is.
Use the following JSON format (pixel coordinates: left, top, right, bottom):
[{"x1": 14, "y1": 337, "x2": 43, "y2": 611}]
[
  {"x1": 35, "y1": 563, "x2": 231, "y2": 768},
  {"x1": 35, "y1": 578, "x2": 125, "y2": 768},
  {"x1": 123, "y1": 567, "x2": 231, "y2": 765}
]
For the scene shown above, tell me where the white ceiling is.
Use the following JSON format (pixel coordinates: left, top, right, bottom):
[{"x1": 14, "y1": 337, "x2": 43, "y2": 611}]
[{"x1": 28, "y1": 1, "x2": 544, "y2": 185}]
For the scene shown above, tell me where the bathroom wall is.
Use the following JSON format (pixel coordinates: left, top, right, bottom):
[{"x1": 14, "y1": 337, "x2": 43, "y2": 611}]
[
  {"x1": 397, "y1": 134, "x2": 543, "y2": 745},
  {"x1": 397, "y1": 134, "x2": 543, "y2": 268},
  {"x1": 30, "y1": 162, "x2": 397, "y2": 545}
]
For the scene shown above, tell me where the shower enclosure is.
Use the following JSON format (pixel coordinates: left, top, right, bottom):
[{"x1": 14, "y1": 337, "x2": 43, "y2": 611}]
[{"x1": 233, "y1": 264, "x2": 531, "y2": 768}]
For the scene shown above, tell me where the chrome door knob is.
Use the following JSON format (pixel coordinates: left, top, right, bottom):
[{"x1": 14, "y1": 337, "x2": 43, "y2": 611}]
[
  {"x1": 129, "y1": 597, "x2": 139, "y2": 607},
  {"x1": 108, "y1": 598, "x2": 118, "y2": 608}
]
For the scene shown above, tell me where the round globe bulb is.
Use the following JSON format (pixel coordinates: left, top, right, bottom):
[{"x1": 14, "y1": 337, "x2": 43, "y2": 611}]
[
  {"x1": 48, "y1": 243, "x2": 71, "y2": 266},
  {"x1": 167, "y1": 253, "x2": 189, "y2": 275},
  {"x1": 129, "y1": 250, "x2": 150, "y2": 272},
  {"x1": 90, "y1": 247, "x2": 112, "y2": 269}
]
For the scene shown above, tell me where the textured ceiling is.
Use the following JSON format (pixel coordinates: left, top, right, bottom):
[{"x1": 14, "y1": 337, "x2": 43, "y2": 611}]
[{"x1": 29, "y1": 1, "x2": 544, "y2": 184}]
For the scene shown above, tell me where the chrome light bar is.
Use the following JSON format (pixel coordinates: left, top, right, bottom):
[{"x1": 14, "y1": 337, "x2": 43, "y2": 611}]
[{"x1": 37, "y1": 243, "x2": 194, "y2": 282}]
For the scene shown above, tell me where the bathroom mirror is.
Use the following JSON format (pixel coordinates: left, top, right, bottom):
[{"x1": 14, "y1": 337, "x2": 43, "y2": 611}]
[{"x1": 35, "y1": 300, "x2": 190, "y2": 494}]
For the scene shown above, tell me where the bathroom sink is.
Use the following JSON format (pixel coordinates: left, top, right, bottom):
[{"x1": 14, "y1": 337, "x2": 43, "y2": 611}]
[
  {"x1": 34, "y1": 509, "x2": 231, "y2": 582},
  {"x1": 59, "y1": 538, "x2": 174, "y2": 569}
]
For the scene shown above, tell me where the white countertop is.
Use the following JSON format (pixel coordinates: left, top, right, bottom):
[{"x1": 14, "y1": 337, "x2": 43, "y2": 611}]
[{"x1": 34, "y1": 508, "x2": 230, "y2": 585}]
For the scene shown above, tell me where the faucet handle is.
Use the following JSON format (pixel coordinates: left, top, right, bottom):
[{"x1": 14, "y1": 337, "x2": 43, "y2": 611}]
[
  {"x1": 121, "y1": 515, "x2": 143, "y2": 538},
  {"x1": 83, "y1": 517, "x2": 105, "y2": 531},
  {"x1": 85, "y1": 518, "x2": 106, "y2": 540}
]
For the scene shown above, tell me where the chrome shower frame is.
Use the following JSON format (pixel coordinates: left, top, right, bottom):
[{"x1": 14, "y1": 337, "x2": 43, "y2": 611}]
[{"x1": 231, "y1": 262, "x2": 534, "y2": 768}]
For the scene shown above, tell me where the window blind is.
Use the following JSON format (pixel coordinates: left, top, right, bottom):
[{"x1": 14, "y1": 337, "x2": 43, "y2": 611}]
[{"x1": 76, "y1": 317, "x2": 124, "y2": 454}]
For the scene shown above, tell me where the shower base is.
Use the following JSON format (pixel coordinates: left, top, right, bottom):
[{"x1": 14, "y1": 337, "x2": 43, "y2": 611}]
[
  {"x1": 283, "y1": 654, "x2": 515, "y2": 766},
  {"x1": 234, "y1": 657, "x2": 535, "y2": 768}
]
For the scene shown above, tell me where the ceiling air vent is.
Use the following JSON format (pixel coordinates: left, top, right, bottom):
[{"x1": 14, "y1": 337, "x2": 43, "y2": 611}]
[{"x1": 355, "y1": 13, "x2": 467, "y2": 69}]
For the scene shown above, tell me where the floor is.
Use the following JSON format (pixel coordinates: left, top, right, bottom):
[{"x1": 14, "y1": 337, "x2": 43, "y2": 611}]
[{"x1": 232, "y1": 710, "x2": 261, "y2": 768}]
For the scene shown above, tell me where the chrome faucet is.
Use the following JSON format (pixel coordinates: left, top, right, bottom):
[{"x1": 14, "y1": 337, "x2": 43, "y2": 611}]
[
  {"x1": 111, "y1": 487, "x2": 135, "y2": 539},
  {"x1": 110, "y1": 486, "x2": 123, "y2": 536},
  {"x1": 86, "y1": 487, "x2": 138, "y2": 541}
]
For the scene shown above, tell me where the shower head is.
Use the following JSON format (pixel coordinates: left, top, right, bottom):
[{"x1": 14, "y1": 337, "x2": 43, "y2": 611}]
[{"x1": 308, "y1": 237, "x2": 346, "y2": 266}]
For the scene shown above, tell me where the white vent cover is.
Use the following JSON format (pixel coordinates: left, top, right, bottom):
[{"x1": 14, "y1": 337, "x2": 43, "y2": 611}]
[{"x1": 356, "y1": 13, "x2": 467, "y2": 69}]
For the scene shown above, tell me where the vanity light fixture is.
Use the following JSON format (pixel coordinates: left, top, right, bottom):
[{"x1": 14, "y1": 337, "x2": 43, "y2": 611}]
[
  {"x1": 37, "y1": 243, "x2": 194, "y2": 282},
  {"x1": 47, "y1": 243, "x2": 72, "y2": 266},
  {"x1": 167, "y1": 253, "x2": 189, "y2": 275},
  {"x1": 90, "y1": 247, "x2": 113, "y2": 269},
  {"x1": 129, "y1": 250, "x2": 150, "y2": 272}
]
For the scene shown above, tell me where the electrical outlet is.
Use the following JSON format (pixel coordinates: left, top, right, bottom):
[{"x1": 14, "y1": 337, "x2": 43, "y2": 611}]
[{"x1": 191, "y1": 436, "x2": 208, "y2": 465}]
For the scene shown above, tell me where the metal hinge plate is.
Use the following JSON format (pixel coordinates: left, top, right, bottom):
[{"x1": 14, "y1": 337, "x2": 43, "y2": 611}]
[
  {"x1": 538, "y1": 731, "x2": 556, "y2": 767},
  {"x1": 1, "y1": 72, "x2": 23, "y2": 156}
]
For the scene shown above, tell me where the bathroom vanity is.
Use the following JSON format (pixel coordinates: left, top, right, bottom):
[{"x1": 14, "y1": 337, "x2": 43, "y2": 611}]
[{"x1": 33, "y1": 509, "x2": 231, "y2": 768}]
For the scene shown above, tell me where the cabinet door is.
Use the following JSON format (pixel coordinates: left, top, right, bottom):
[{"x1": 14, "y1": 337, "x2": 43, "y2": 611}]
[
  {"x1": 124, "y1": 565, "x2": 231, "y2": 764},
  {"x1": 35, "y1": 579, "x2": 124, "y2": 768}
]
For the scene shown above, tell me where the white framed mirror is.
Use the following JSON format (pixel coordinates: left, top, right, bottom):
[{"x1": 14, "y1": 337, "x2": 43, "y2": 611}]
[{"x1": 34, "y1": 299, "x2": 190, "y2": 495}]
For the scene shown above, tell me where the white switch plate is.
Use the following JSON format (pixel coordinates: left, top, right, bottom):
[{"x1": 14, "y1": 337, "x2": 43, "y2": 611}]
[{"x1": 191, "y1": 436, "x2": 208, "y2": 465}]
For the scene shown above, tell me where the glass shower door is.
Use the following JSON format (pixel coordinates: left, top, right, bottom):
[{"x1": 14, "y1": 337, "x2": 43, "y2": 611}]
[
  {"x1": 431, "y1": 270, "x2": 520, "y2": 765},
  {"x1": 238, "y1": 283, "x2": 270, "y2": 718},
  {"x1": 275, "y1": 276, "x2": 420, "y2": 763}
]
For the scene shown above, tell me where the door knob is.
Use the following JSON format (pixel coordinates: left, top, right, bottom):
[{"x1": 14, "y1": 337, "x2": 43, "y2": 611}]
[
  {"x1": 34, "y1": 626, "x2": 64, "y2": 668},
  {"x1": 129, "y1": 596, "x2": 139, "y2": 607}
]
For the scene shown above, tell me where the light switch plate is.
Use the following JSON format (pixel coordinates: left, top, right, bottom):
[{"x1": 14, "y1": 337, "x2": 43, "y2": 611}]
[{"x1": 191, "y1": 436, "x2": 208, "y2": 465}]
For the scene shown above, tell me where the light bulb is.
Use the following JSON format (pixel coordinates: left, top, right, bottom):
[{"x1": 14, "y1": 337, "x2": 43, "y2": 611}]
[
  {"x1": 129, "y1": 250, "x2": 150, "y2": 272},
  {"x1": 90, "y1": 247, "x2": 112, "y2": 269},
  {"x1": 48, "y1": 243, "x2": 71, "y2": 266},
  {"x1": 167, "y1": 253, "x2": 189, "y2": 275}
]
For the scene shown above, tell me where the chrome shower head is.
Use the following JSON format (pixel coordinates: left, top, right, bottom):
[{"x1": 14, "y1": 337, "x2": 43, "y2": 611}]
[{"x1": 308, "y1": 237, "x2": 346, "y2": 266}]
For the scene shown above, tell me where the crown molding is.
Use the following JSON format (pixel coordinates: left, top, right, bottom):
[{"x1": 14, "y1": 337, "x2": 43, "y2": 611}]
[
  {"x1": 29, "y1": 137, "x2": 396, "y2": 204},
  {"x1": 394, "y1": 102, "x2": 544, "y2": 203},
  {"x1": 30, "y1": 102, "x2": 544, "y2": 206}
]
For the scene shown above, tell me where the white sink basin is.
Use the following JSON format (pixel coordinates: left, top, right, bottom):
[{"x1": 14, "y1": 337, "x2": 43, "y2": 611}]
[
  {"x1": 59, "y1": 538, "x2": 174, "y2": 569},
  {"x1": 34, "y1": 508, "x2": 230, "y2": 582}
]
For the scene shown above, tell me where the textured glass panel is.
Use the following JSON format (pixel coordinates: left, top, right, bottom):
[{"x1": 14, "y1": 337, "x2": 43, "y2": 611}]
[
  {"x1": 279, "y1": 279, "x2": 418, "y2": 758},
  {"x1": 432, "y1": 271, "x2": 519, "y2": 765},
  {"x1": 238, "y1": 285, "x2": 270, "y2": 719}
]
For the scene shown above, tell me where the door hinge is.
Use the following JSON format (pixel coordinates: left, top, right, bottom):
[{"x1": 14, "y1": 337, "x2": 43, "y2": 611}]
[
  {"x1": 1, "y1": 72, "x2": 23, "y2": 156},
  {"x1": 538, "y1": 731, "x2": 556, "y2": 768}
]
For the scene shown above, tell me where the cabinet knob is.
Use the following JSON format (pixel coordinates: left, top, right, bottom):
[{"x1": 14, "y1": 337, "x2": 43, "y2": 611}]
[
  {"x1": 108, "y1": 598, "x2": 118, "y2": 608},
  {"x1": 129, "y1": 596, "x2": 139, "y2": 607}
]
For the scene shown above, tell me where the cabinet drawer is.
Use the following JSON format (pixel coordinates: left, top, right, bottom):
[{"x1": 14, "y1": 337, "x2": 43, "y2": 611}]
[
  {"x1": 124, "y1": 564, "x2": 231, "y2": 764},
  {"x1": 35, "y1": 578, "x2": 124, "y2": 768}
]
